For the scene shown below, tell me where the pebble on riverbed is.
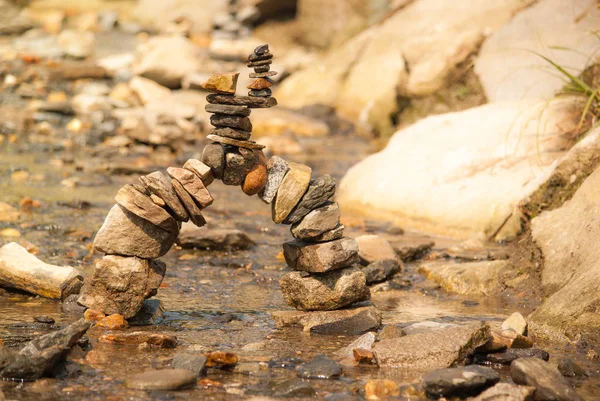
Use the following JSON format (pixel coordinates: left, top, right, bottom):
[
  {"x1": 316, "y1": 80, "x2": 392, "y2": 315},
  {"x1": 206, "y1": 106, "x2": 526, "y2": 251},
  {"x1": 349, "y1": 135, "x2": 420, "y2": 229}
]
[{"x1": 124, "y1": 369, "x2": 197, "y2": 391}]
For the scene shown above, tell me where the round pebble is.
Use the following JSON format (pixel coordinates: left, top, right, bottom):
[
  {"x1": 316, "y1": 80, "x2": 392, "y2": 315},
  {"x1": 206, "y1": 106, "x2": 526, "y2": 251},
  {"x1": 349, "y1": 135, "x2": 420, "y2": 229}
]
[{"x1": 124, "y1": 369, "x2": 197, "y2": 390}]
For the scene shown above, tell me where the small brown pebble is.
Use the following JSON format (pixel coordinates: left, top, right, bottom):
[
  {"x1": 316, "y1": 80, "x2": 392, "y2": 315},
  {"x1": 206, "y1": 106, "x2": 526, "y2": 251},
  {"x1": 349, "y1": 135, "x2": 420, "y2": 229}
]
[
  {"x1": 364, "y1": 379, "x2": 400, "y2": 400},
  {"x1": 149, "y1": 193, "x2": 166, "y2": 207},
  {"x1": 247, "y1": 78, "x2": 274, "y2": 90},
  {"x1": 205, "y1": 351, "x2": 239, "y2": 368},
  {"x1": 353, "y1": 348, "x2": 375, "y2": 364},
  {"x1": 96, "y1": 314, "x2": 129, "y2": 330},
  {"x1": 587, "y1": 349, "x2": 599, "y2": 361},
  {"x1": 84, "y1": 309, "x2": 106, "y2": 322}
]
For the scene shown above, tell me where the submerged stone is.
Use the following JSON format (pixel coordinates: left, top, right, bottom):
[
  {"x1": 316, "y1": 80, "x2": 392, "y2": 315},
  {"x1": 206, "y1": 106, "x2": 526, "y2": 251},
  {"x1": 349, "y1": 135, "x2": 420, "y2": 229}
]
[
  {"x1": 125, "y1": 369, "x2": 196, "y2": 390},
  {"x1": 296, "y1": 355, "x2": 342, "y2": 379}
]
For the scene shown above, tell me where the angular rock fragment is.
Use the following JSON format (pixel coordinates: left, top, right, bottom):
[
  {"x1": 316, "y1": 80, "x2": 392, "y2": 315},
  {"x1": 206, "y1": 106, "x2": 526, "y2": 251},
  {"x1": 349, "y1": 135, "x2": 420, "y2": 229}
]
[
  {"x1": 167, "y1": 167, "x2": 213, "y2": 208},
  {"x1": 78, "y1": 255, "x2": 165, "y2": 319},
  {"x1": 373, "y1": 323, "x2": 491, "y2": 370},
  {"x1": 248, "y1": 78, "x2": 274, "y2": 90},
  {"x1": 172, "y1": 353, "x2": 207, "y2": 377},
  {"x1": 284, "y1": 175, "x2": 336, "y2": 224},
  {"x1": 280, "y1": 267, "x2": 369, "y2": 311},
  {"x1": 206, "y1": 94, "x2": 277, "y2": 108},
  {"x1": 242, "y1": 150, "x2": 267, "y2": 196},
  {"x1": 422, "y1": 365, "x2": 500, "y2": 398},
  {"x1": 201, "y1": 143, "x2": 225, "y2": 180},
  {"x1": 177, "y1": 225, "x2": 255, "y2": 251},
  {"x1": 115, "y1": 184, "x2": 180, "y2": 233},
  {"x1": 125, "y1": 369, "x2": 196, "y2": 390},
  {"x1": 471, "y1": 383, "x2": 535, "y2": 401},
  {"x1": 291, "y1": 202, "x2": 340, "y2": 240},
  {"x1": 200, "y1": 72, "x2": 239, "y2": 94},
  {"x1": 272, "y1": 162, "x2": 312, "y2": 223},
  {"x1": 171, "y1": 179, "x2": 206, "y2": 227},
  {"x1": 210, "y1": 127, "x2": 252, "y2": 140},
  {"x1": 334, "y1": 332, "x2": 377, "y2": 359},
  {"x1": 207, "y1": 134, "x2": 265, "y2": 150},
  {"x1": 283, "y1": 237, "x2": 360, "y2": 273},
  {"x1": 140, "y1": 171, "x2": 190, "y2": 222},
  {"x1": 223, "y1": 149, "x2": 255, "y2": 186},
  {"x1": 94, "y1": 205, "x2": 178, "y2": 259},
  {"x1": 205, "y1": 104, "x2": 250, "y2": 116},
  {"x1": 502, "y1": 312, "x2": 528, "y2": 336},
  {"x1": 128, "y1": 299, "x2": 164, "y2": 326},
  {"x1": 0, "y1": 242, "x2": 82, "y2": 300},
  {"x1": 510, "y1": 358, "x2": 583, "y2": 401},
  {"x1": 362, "y1": 259, "x2": 402, "y2": 285},
  {"x1": 182, "y1": 159, "x2": 214, "y2": 186},
  {"x1": 254, "y1": 44, "x2": 269, "y2": 55},
  {"x1": 355, "y1": 234, "x2": 397, "y2": 264},
  {"x1": 259, "y1": 156, "x2": 289, "y2": 204}
]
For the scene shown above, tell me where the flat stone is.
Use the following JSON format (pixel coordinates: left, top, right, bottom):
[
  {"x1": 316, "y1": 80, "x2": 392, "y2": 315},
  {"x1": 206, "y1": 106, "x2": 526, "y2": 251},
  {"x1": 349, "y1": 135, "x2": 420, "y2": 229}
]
[
  {"x1": 309, "y1": 224, "x2": 345, "y2": 242},
  {"x1": 423, "y1": 365, "x2": 500, "y2": 398},
  {"x1": 247, "y1": 78, "x2": 274, "y2": 90},
  {"x1": 284, "y1": 175, "x2": 336, "y2": 224},
  {"x1": 272, "y1": 162, "x2": 312, "y2": 223},
  {"x1": 172, "y1": 353, "x2": 207, "y2": 377},
  {"x1": 248, "y1": 52, "x2": 272, "y2": 62},
  {"x1": 250, "y1": 71, "x2": 277, "y2": 78},
  {"x1": 171, "y1": 179, "x2": 206, "y2": 227},
  {"x1": 223, "y1": 150, "x2": 254, "y2": 186},
  {"x1": 291, "y1": 202, "x2": 341, "y2": 240},
  {"x1": 373, "y1": 323, "x2": 491, "y2": 370},
  {"x1": 471, "y1": 383, "x2": 536, "y2": 401},
  {"x1": 249, "y1": 88, "x2": 272, "y2": 97},
  {"x1": 483, "y1": 348, "x2": 550, "y2": 365},
  {"x1": 94, "y1": 204, "x2": 178, "y2": 259},
  {"x1": 167, "y1": 167, "x2": 213, "y2": 208},
  {"x1": 115, "y1": 184, "x2": 179, "y2": 234},
  {"x1": 207, "y1": 134, "x2": 265, "y2": 150},
  {"x1": 207, "y1": 94, "x2": 277, "y2": 108},
  {"x1": 296, "y1": 355, "x2": 342, "y2": 379},
  {"x1": 125, "y1": 369, "x2": 196, "y2": 390},
  {"x1": 177, "y1": 224, "x2": 255, "y2": 251},
  {"x1": 205, "y1": 103, "x2": 250, "y2": 116},
  {"x1": 99, "y1": 332, "x2": 177, "y2": 348},
  {"x1": 183, "y1": 159, "x2": 214, "y2": 186},
  {"x1": 271, "y1": 378, "x2": 316, "y2": 398},
  {"x1": 199, "y1": 72, "x2": 239, "y2": 94},
  {"x1": 272, "y1": 304, "x2": 382, "y2": 335},
  {"x1": 128, "y1": 299, "x2": 164, "y2": 326},
  {"x1": 253, "y1": 64, "x2": 271, "y2": 73},
  {"x1": 78, "y1": 255, "x2": 165, "y2": 318},
  {"x1": 283, "y1": 237, "x2": 360, "y2": 273},
  {"x1": 280, "y1": 266, "x2": 369, "y2": 311},
  {"x1": 139, "y1": 171, "x2": 189, "y2": 222},
  {"x1": 210, "y1": 114, "x2": 253, "y2": 131},
  {"x1": 201, "y1": 143, "x2": 225, "y2": 180},
  {"x1": 209, "y1": 127, "x2": 252, "y2": 140},
  {"x1": 362, "y1": 259, "x2": 402, "y2": 285},
  {"x1": 259, "y1": 156, "x2": 289, "y2": 204},
  {"x1": 502, "y1": 312, "x2": 528, "y2": 336},
  {"x1": 510, "y1": 358, "x2": 583, "y2": 401},
  {"x1": 247, "y1": 59, "x2": 273, "y2": 68},
  {"x1": 355, "y1": 234, "x2": 397, "y2": 264},
  {"x1": 403, "y1": 321, "x2": 457, "y2": 335},
  {"x1": 242, "y1": 150, "x2": 267, "y2": 196},
  {"x1": 418, "y1": 260, "x2": 509, "y2": 296}
]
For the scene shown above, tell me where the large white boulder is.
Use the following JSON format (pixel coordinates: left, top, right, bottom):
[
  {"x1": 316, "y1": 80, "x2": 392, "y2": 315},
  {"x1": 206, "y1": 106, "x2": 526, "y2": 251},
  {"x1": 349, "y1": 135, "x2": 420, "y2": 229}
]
[
  {"x1": 134, "y1": 0, "x2": 227, "y2": 34},
  {"x1": 475, "y1": 0, "x2": 600, "y2": 102},
  {"x1": 338, "y1": 98, "x2": 583, "y2": 240}
]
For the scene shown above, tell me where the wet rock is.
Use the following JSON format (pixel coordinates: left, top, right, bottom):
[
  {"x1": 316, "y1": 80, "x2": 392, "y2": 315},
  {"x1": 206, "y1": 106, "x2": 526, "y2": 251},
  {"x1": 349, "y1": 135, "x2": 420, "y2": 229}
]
[
  {"x1": 511, "y1": 358, "x2": 583, "y2": 401},
  {"x1": 96, "y1": 314, "x2": 128, "y2": 330},
  {"x1": 502, "y1": 312, "x2": 528, "y2": 336},
  {"x1": 139, "y1": 171, "x2": 189, "y2": 222},
  {"x1": 0, "y1": 242, "x2": 83, "y2": 300},
  {"x1": 115, "y1": 184, "x2": 180, "y2": 233},
  {"x1": 334, "y1": 332, "x2": 376, "y2": 359},
  {"x1": 62, "y1": 294, "x2": 85, "y2": 315},
  {"x1": 248, "y1": 78, "x2": 274, "y2": 90},
  {"x1": 291, "y1": 202, "x2": 341, "y2": 240},
  {"x1": 128, "y1": 299, "x2": 164, "y2": 326},
  {"x1": 84, "y1": 309, "x2": 105, "y2": 322},
  {"x1": 471, "y1": 383, "x2": 536, "y2": 401},
  {"x1": 200, "y1": 72, "x2": 239, "y2": 94},
  {"x1": 223, "y1": 149, "x2": 255, "y2": 186},
  {"x1": 125, "y1": 369, "x2": 196, "y2": 390},
  {"x1": 373, "y1": 323, "x2": 491, "y2": 370},
  {"x1": 34, "y1": 316, "x2": 55, "y2": 325},
  {"x1": 418, "y1": 260, "x2": 509, "y2": 296},
  {"x1": 57, "y1": 30, "x2": 95, "y2": 59},
  {"x1": 272, "y1": 162, "x2": 312, "y2": 223},
  {"x1": 172, "y1": 353, "x2": 207, "y2": 377},
  {"x1": 167, "y1": 167, "x2": 213, "y2": 209},
  {"x1": 260, "y1": 156, "x2": 289, "y2": 204},
  {"x1": 78, "y1": 255, "x2": 165, "y2": 319},
  {"x1": 364, "y1": 379, "x2": 400, "y2": 400},
  {"x1": 296, "y1": 355, "x2": 342, "y2": 379},
  {"x1": 283, "y1": 237, "x2": 360, "y2": 273},
  {"x1": 207, "y1": 94, "x2": 277, "y2": 109},
  {"x1": 177, "y1": 224, "x2": 254, "y2": 251},
  {"x1": 99, "y1": 332, "x2": 177, "y2": 348},
  {"x1": 129, "y1": 76, "x2": 170, "y2": 105},
  {"x1": 93, "y1": 204, "x2": 178, "y2": 258},
  {"x1": 362, "y1": 259, "x2": 402, "y2": 285},
  {"x1": 205, "y1": 104, "x2": 250, "y2": 117},
  {"x1": 268, "y1": 357, "x2": 303, "y2": 370},
  {"x1": 422, "y1": 365, "x2": 500, "y2": 398},
  {"x1": 483, "y1": 348, "x2": 550, "y2": 365},
  {"x1": 183, "y1": 159, "x2": 214, "y2": 186},
  {"x1": 134, "y1": 35, "x2": 202, "y2": 88},
  {"x1": 272, "y1": 304, "x2": 381, "y2": 335},
  {"x1": 0, "y1": 319, "x2": 91, "y2": 380},
  {"x1": 353, "y1": 348, "x2": 375, "y2": 364},
  {"x1": 378, "y1": 324, "x2": 407, "y2": 340},
  {"x1": 280, "y1": 266, "x2": 369, "y2": 311},
  {"x1": 283, "y1": 175, "x2": 336, "y2": 224},
  {"x1": 242, "y1": 150, "x2": 268, "y2": 196},
  {"x1": 205, "y1": 351, "x2": 238, "y2": 368},
  {"x1": 171, "y1": 179, "x2": 206, "y2": 227},
  {"x1": 355, "y1": 235, "x2": 397, "y2": 264},
  {"x1": 557, "y1": 358, "x2": 587, "y2": 378},
  {"x1": 271, "y1": 378, "x2": 316, "y2": 398}
]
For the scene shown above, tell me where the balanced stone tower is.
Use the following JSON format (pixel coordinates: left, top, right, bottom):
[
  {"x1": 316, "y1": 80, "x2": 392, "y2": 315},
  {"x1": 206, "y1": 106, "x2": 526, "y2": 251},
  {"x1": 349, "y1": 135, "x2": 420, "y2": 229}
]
[{"x1": 78, "y1": 45, "x2": 377, "y2": 330}]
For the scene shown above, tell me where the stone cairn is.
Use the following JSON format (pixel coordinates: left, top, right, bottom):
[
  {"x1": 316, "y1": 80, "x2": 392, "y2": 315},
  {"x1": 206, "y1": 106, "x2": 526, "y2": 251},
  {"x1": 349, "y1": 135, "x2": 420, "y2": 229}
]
[
  {"x1": 212, "y1": 0, "x2": 259, "y2": 41},
  {"x1": 78, "y1": 44, "x2": 372, "y2": 323}
]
